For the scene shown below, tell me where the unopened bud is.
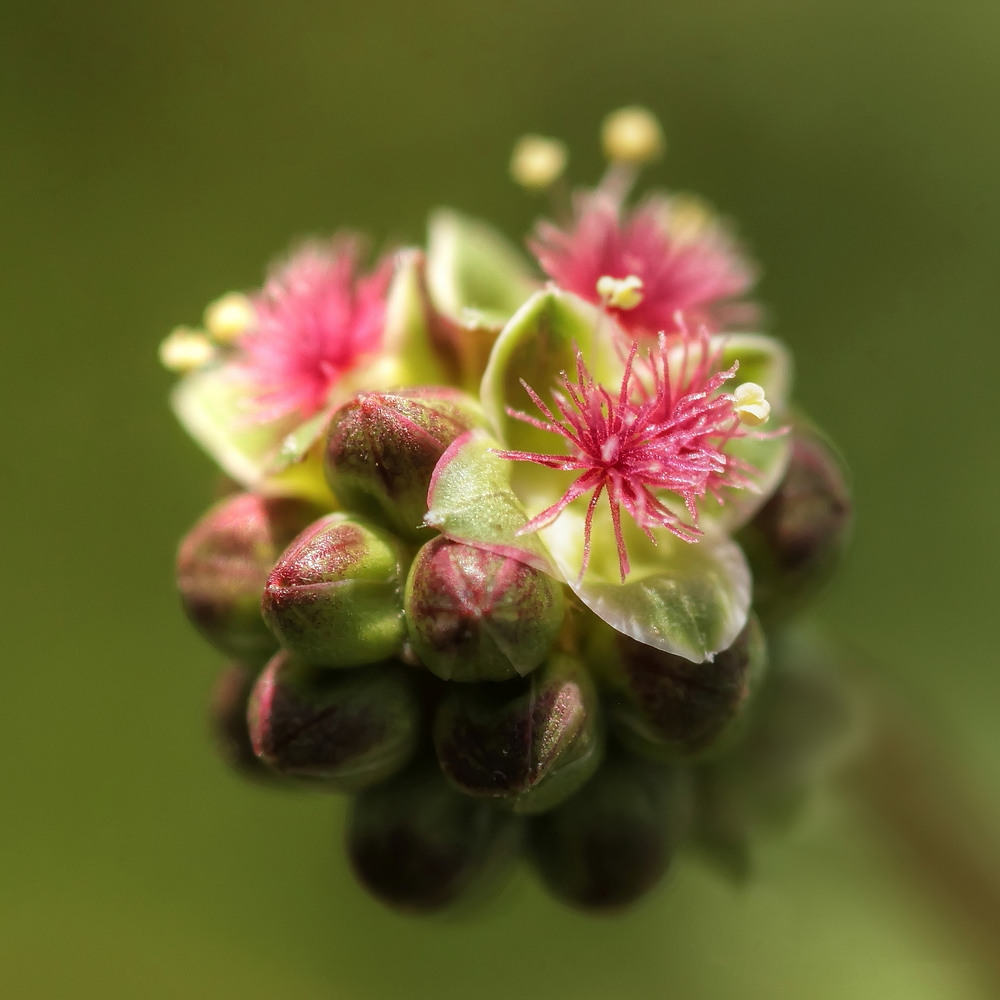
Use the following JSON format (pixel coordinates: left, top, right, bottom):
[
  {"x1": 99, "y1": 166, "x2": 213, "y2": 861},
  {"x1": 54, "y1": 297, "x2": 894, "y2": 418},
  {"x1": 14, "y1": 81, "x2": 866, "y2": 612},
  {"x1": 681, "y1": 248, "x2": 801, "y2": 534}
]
[
  {"x1": 433, "y1": 653, "x2": 603, "y2": 814},
  {"x1": 247, "y1": 651, "x2": 420, "y2": 789},
  {"x1": 324, "y1": 388, "x2": 484, "y2": 542},
  {"x1": 509, "y1": 134, "x2": 568, "y2": 190},
  {"x1": 262, "y1": 513, "x2": 406, "y2": 667},
  {"x1": 601, "y1": 106, "x2": 665, "y2": 164},
  {"x1": 608, "y1": 618, "x2": 767, "y2": 760},
  {"x1": 176, "y1": 494, "x2": 323, "y2": 664},
  {"x1": 209, "y1": 663, "x2": 285, "y2": 782},
  {"x1": 740, "y1": 426, "x2": 851, "y2": 617},
  {"x1": 405, "y1": 537, "x2": 565, "y2": 682},
  {"x1": 529, "y1": 754, "x2": 693, "y2": 912},
  {"x1": 347, "y1": 765, "x2": 522, "y2": 913}
]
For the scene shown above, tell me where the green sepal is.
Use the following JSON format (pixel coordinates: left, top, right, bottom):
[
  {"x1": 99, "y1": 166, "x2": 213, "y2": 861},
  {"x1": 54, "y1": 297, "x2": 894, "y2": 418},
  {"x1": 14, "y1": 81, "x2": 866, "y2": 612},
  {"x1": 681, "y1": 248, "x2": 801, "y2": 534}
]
[{"x1": 426, "y1": 209, "x2": 539, "y2": 328}]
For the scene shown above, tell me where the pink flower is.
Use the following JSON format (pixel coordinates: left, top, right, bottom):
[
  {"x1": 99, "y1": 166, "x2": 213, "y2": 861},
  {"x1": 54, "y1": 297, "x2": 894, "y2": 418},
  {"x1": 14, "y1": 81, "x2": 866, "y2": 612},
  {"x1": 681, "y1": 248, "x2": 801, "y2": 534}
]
[
  {"x1": 236, "y1": 239, "x2": 393, "y2": 422},
  {"x1": 530, "y1": 193, "x2": 758, "y2": 338},
  {"x1": 495, "y1": 327, "x2": 757, "y2": 582}
]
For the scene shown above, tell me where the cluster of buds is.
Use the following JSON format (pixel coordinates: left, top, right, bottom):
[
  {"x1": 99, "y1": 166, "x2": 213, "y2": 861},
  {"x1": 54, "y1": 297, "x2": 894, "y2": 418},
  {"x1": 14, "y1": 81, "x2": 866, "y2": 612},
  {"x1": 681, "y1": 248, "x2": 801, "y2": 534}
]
[{"x1": 167, "y1": 108, "x2": 853, "y2": 913}]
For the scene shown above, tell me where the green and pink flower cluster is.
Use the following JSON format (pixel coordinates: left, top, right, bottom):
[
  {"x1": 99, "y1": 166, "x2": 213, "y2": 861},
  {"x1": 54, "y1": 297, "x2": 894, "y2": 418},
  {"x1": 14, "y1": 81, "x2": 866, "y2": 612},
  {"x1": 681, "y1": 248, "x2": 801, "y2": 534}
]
[{"x1": 167, "y1": 109, "x2": 853, "y2": 912}]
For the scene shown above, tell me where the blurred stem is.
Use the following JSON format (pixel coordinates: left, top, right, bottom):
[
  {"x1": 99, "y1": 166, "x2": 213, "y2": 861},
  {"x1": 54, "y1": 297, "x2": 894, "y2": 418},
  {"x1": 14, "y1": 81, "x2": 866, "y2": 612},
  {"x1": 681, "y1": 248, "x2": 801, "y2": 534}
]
[{"x1": 844, "y1": 663, "x2": 1000, "y2": 990}]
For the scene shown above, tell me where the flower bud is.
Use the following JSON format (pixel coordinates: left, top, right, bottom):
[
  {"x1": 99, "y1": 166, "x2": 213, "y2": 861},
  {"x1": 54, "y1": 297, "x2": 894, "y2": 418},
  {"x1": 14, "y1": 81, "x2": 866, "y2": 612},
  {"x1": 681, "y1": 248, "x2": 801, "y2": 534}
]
[
  {"x1": 404, "y1": 537, "x2": 565, "y2": 682},
  {"x1": 176, "y1": 493, "x2": 323, "y2": 664},
  {"x1": 606, "y1": 618, "x2": 767, "y2": 761},
  {"x1": 324, "y1": 388, "x2": 484, "y2": 542},
  {"x1": 529, "y1": 754, "x2": 693, "y2": 912},
  {"x1": 740, "y1": 426, "x2": 851, "y2": 617},
  {"x1": 209, "y1": 663, "x2": 285, "y2": 782},
  {"x1": 261, "y1": 513, "x2": 406, "y2": 667},
  {"x1": 347, "y1": 765, "x2": 522, "y2": 913},
  {"x1": 433, "y1": 653, "x2": 603, "y2": 814},
  {"x1": 247, "y1": 651, "x2": 420, "y2": 789}
]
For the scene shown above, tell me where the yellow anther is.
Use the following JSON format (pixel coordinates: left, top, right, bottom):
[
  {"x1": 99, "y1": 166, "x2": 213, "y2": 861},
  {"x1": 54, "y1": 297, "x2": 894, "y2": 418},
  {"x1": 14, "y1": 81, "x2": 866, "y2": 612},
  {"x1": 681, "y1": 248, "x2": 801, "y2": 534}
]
[
  {"x1": 159, "y1": 327, "x2": 216, "y2": 373},
  {"x1": 733, "y1": 382, "x2": 771, "y2": 426},
  {"x1": 509, "y1": 134, "x2": 568, "y2": 190},
  {"x1": 596, "y1": 274, "x2": 645, "y2": 310},
  {"x1": 664, "y1": 193, "x2": 714, "y2": 245},
  {"x1": 601, "y1": 106, "x2": 665, "y2": 165},
  {"x1": 204, "y1": 292, "x2": 255, "y2": 344}
]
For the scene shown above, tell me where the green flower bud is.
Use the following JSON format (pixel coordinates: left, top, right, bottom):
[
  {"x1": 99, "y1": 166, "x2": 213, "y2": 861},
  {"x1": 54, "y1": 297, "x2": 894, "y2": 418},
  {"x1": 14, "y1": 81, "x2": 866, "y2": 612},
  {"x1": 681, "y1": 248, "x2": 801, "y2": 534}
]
[
  {"x1": 739, "y1": 426, "x2": 851, "y2": 618},
  {"x1": 324, "y1": 387, "x2": 484, "y2": 542},
  {"x1": 529, "y1": 754, "x2": 694, "y2": 912},
  {"x1": 262, "y1": 513, "x2": 406, "y2": 667},
  {"x1": 176, "y1": 493, "x2": 324, "y2": 664},
  {"x1": 405, "y1": 537, "x2": 565, "y2": 682},
  {"x1": 209, "y1": 663, "x2": 286, "y2": 783},
  {"x1": 433, "y1": 653, "x2": 604, "y2": 814},
  {"x1": 606, "y1": 618, "x2": 768, "y2": 761},
  {"x1": 347, "y1": 765, "x2": 522, "y2": 913},
  {"x1": 247, "y1": 651, "x2": 420, "y2": 790}
]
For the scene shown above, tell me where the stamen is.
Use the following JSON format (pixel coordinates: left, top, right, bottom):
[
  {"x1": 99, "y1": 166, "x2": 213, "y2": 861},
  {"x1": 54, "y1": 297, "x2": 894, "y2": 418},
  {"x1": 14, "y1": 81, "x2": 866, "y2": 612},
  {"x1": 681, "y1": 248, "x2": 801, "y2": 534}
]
[
  {"x1": 509, "y1": 134, "x2": 568, "y2": 191},
  {"x1": 601, "y1": 106, "x2": 665, "y2": 165},
  {"x1": 732, "y1": 382, "x2": 771, "y2": 426},
  {"x1": 159, "y1": 327, "x2": 216, "y2": 372},
  {"x1": 597, "y1": 274, "x2": 645, "y2": 310},
  {"x1": 204, "y1": 293, "x2": 256, "y2": 344}
]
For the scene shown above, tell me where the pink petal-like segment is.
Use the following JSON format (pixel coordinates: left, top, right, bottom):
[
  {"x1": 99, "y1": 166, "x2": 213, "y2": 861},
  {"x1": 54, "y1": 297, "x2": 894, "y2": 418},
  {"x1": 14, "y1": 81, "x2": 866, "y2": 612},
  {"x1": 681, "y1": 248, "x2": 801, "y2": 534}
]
[
  {"x1": 530, "y1": 193, "x2": 757, "y2": 337},
  {"x1": 237, "y1": 239, "x2": 393, "y2": 422}
]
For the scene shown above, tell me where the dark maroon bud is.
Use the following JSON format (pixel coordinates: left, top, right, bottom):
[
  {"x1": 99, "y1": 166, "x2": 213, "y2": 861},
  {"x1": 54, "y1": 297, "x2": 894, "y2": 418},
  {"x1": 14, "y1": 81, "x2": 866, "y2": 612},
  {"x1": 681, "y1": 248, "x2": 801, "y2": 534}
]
[
  {"x1": 209, "y1": 663, "x2": 285, "y2": 782},
  {"x1": 607, "y1": 618, "x2": 767, "y2": 761},
  {"x1": 433, "y1": 653, "x2": 603, "y2": 814},
  {"x1": 405, "y1": 537, "x2": 565, "y2": 682},
  {"x1": 261, "y1": 513, "x2": 406, "y2": 667},
  {"x1": 324, "y1": 388, "x2": 484, "y2": 541},
  {"x1": 740, "y1": 425, "x2": 851, "y2": 617},
  {"x1": 529, "y1": 754, "x2": 694, "y2": 912},
  {"x1": 176, "y1": 493, "x2": 324, "y2": 664},
  {"x1": 247, "y1": 651, "x2": 420, "y2": 790},
  {"x1": 347, "y1": 765, "x2": 522, "y2": 913},
  {"x1": 691, "y1": 627, "x2": 856, "y2": 875}
]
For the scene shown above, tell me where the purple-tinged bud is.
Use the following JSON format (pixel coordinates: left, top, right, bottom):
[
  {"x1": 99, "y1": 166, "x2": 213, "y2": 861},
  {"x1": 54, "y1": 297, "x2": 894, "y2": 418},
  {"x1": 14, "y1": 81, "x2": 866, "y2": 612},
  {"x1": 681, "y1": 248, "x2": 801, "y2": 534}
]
[
  {"x1": 740, "y1": 426, "x2": 851, "y2": 617},
  {"x1": 529, "y1": 755, "x2": 694, "y2": 912},
  {"x1": 247, "y1": 651, "x2": 420, "y2": 790},
  {"x1": 347, "y1": 765, "x2": 522, "y2": 913},
  {"x1": 209, "y1": 663, "x2": 287, "y2": 783},
  {"x1": 607, "y1": 618, "x2": 767, "y2": 761},
  {"x1": 262, "y1": 513, "x2": 406, "y2": 667},
  {"x1": 433, "y1": 653, "x2": 603, "y2": 814},
  {"x1": 405, "y1": 537, "x2": 565, "y2": 682},
  {"x1": 176, "y1": 493, "x2": 324, "y2": 664},
  {"x1": 324, "y1": 387, "x2": 484, "y2": 542}
]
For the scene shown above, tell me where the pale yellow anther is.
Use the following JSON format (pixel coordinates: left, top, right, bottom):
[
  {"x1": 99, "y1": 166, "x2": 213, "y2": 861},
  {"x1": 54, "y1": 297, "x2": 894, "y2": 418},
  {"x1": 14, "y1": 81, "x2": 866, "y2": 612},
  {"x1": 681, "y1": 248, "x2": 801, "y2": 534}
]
[
  {"x1": 159, "y1": 327, "x2": 216, "y2": 373},
  {"x1": 204, "y1": 292, "x2": 256, "y2": 344},
  {"x1": 509, "y1": 134, "x2": 568, "y2": 190},
  {"x1": 601, "y1": 106, "x2": 665, "y2": 164},
  {"x1": 733, "y1": 382, "x2": 771, "y2": 426},
  {"x1": 596, "y1": 274, "x2": 645, "y2": 310}
]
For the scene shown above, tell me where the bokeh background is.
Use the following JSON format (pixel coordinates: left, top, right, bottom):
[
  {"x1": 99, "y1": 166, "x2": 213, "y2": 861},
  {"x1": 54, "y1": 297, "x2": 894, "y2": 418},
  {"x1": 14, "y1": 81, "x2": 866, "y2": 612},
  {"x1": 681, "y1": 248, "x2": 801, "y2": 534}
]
[{"x1": 3, "y1": 2, "x2": 999, "y2": 997}]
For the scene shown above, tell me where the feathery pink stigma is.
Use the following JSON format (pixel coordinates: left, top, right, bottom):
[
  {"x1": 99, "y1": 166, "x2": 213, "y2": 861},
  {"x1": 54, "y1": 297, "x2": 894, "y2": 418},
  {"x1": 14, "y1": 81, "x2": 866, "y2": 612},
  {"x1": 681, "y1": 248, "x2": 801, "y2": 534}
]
[
  {"x1": 530, "y1": 193, "x2": 757, "y2": 338},
  {"x1": 236, "y1": 239, "x2": 392, "y2": 422},
  {"x1": 495, "y1": 329, "x2": 752, "y2": 582}
]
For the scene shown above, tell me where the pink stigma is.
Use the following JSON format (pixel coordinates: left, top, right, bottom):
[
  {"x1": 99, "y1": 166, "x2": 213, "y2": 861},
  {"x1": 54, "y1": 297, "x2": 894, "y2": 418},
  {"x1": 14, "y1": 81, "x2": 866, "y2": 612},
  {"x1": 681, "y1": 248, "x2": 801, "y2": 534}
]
[
  {"x1": 495, "y1": 328, "x2": 753, "y2": 582},
  {"x1": 236, "y1": 239, "x2": 392, "y2": 422},
  {"x1": 530, "y1": 193, "x2": 758, "y2": 338}
]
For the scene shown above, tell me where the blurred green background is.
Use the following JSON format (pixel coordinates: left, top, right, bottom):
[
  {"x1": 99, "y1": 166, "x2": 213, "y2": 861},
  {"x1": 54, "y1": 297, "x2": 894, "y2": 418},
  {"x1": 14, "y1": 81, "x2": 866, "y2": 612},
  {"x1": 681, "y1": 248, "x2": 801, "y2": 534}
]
[{"x1": 3, "y1": 1, "x2": 999, "y2": 997}]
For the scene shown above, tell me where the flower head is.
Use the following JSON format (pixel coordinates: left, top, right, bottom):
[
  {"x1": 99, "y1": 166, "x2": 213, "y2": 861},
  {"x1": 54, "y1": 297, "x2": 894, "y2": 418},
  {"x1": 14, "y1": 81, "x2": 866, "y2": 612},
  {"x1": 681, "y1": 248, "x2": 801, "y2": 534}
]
[
  {"x1": 236, "y1": 239, "x2": 393, "y2": 422},
  {"x1": 530, "y1": 193, "x2": 757, "y2": 338},
  {"x1": 495, "y1": 326, "x2": 766, "y2": 582}
]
